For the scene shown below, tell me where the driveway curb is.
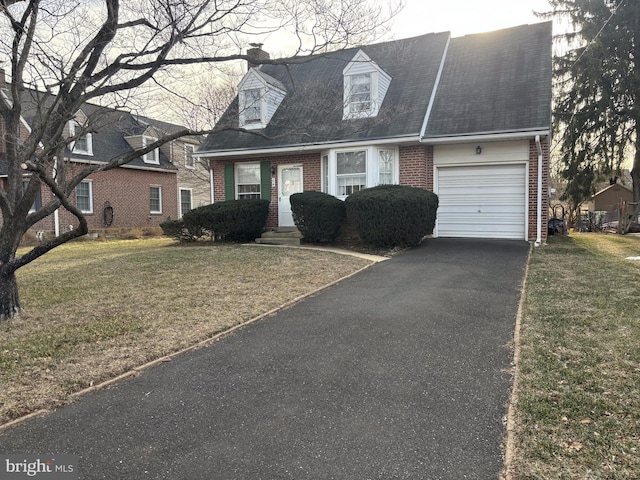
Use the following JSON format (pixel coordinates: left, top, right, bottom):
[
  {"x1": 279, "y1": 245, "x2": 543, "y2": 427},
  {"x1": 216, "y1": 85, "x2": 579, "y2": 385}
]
[{"x1": 501, "y1": 243, "x2": 533, "y2": 479}]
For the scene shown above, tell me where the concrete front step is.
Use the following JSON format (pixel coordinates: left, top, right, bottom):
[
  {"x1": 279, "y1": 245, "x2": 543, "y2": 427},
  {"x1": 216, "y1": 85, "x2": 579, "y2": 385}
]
[
  {"x1": 255, "y1": 237, "x2": 301, "y2": 246},
  {"x1": 255, "y1": 228, "x2": 302, "y2": 246}
]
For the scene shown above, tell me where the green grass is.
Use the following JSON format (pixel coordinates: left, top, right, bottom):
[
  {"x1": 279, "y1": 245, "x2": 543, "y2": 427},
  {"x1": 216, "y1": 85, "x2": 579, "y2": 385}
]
[
  {"x1": 513, "y1": 234, "x2": 640, "y2": 479},
  {"x1": 0, "y1": 238, "x2": 372, "y2": 423}
]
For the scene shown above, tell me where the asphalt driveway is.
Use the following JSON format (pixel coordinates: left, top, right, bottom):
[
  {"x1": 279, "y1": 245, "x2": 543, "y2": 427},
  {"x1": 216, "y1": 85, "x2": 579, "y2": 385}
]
[{"x1": 0, "y1": 238, "x2": 530, "y2": 480}]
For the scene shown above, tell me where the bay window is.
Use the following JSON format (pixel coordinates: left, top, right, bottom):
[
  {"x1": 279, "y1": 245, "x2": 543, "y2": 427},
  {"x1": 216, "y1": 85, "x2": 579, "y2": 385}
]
[
  {"x1": 336, "y1": 150, "x2": 367, "y2": 196},
  {"x1": 322, "y1": 146, "x2": 398, "y2": 198}
]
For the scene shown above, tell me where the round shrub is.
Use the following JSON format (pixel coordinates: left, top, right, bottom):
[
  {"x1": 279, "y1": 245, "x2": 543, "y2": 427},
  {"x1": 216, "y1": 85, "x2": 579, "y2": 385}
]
[
  {"x1": 345, "y1": 185, "x2": 438, "y2": 247},
  {"x1": 290, "y1": 191, "x2": 346, "y2": 242}
]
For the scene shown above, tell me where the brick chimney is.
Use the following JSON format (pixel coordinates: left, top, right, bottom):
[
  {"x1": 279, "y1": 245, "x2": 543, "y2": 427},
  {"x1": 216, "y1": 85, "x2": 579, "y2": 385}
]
[{"x1": 247, "y1": 43, "x2": 269, "y2": 70}]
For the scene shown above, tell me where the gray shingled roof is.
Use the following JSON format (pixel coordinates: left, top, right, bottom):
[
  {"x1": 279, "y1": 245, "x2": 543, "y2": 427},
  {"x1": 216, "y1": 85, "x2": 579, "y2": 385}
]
[
  {"x1": 199, "y1": 22, "x2": 551, "y2": 154},
  {"x1": 424, "y1": 22, "x2": 552, "y2": 138},
  {"x1": 200, "y1": 32, "x2": 451, "y2": 152},
  {"x1": 16, "y1": 89, "x2": 179, "y2": 171}
]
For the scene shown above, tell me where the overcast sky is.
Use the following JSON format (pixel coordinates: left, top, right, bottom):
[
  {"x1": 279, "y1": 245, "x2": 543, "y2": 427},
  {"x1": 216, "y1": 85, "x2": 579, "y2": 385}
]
[{"x1": 392, "y1": 0, "x2": 552, "y2": 38}]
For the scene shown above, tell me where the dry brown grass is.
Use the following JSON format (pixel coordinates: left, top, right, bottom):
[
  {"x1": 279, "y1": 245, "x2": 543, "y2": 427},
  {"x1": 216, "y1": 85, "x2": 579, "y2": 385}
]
[{"x1": 0, "y1": 238, "x2": 373, "y2": 425}]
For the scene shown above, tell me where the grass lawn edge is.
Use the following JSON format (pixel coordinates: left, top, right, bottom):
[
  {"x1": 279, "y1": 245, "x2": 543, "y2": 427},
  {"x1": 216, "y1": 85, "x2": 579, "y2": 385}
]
[
  {"x1": 501, "y1": 243, "x2": 533, "y2": 480},
  {"x1": 0, "y1": 256, "x2": 377, "y2": 433}
]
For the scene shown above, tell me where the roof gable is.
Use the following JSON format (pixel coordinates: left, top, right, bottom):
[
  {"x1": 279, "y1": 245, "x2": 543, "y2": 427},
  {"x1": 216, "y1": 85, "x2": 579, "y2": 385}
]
[
  {"x1": 239, "y1": 68, "x2": 287, "y2": 94},
  {"x1": 16, "y1": 89, "x2": 187, "y2": 171}
]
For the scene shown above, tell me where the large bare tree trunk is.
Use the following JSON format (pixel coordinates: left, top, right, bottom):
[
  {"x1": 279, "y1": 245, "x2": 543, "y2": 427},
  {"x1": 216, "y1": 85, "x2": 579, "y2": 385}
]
[{"x1": 0, "y1": 271, "x2": 21, "y2": 321}]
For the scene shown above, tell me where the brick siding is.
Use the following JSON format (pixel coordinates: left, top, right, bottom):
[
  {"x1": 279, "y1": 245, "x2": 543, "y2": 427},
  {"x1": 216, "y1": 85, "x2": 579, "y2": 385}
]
[
  {"x1": 211, "y1": 140, "x2": 548, "y2": 241},
  {"x1": 528, "y1": 137, "x2": 549, "y2": 241},
  {"x1": 19, "y1": 164, "x2": 178, "y2": 234}
]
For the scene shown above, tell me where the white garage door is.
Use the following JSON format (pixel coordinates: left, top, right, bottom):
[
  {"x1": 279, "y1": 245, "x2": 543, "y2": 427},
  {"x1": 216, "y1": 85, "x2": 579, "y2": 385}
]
[{"x1": 436, "y1": 164, "x2": 526, "y2": 239}]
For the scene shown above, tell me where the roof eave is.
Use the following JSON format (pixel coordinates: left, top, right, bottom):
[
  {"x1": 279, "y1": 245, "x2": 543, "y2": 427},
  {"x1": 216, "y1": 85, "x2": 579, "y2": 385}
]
[
  {"x1": 195, "y1": 134, "x2": 422, "y2": 159},
  {"x1": 422, "y1": 128, "x2": 551, "y2": 144}
]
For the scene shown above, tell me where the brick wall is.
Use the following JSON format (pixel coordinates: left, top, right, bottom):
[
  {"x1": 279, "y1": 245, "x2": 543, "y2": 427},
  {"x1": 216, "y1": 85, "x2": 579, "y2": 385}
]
[
  {"x1": 399, "y1": 145, "x2": 433, "y2": 190},
  {"x1": 37, "y1": 164, "x2": 178, "y2": 233},
  {"x1": 212, "y1": 153, "x2": 319, "y2": 229},
  {"x1": 209, "y1": 141, "x2": 554, "y2": 241},
  {"x1": 212, "y1": 148, "x2": 437, "y2": 229},
  {"x1": 528, "y1": 137, "x2": 549, "y2": 241}
]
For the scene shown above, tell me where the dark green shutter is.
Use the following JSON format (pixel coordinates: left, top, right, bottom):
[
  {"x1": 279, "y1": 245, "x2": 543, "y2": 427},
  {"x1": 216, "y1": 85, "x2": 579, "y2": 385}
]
[
  {"x1": 260, "y1": 161, "x2": 271, "y2": 201},
  {"x1": 224, "y1": 163, "x2": 235, "y2": 200}
]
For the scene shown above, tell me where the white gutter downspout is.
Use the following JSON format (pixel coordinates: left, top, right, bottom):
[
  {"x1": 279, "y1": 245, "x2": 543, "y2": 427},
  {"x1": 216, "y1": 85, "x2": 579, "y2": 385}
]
[
  {"x1": 209, "y1": 161, "x2": 215, "y2": 204},
  {"x1": 535, "y1": 135, "x2": 543, "y2": 247}
]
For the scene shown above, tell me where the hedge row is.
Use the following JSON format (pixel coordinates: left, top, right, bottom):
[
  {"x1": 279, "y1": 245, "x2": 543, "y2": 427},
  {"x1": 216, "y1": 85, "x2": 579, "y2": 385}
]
[{"x1": 161, "y1": 199, "x2": 270, "y2": 242}]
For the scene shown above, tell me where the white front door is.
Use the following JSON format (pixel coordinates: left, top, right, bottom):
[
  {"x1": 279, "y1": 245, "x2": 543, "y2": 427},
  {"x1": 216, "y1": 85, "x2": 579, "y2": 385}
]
[{"x1": 278, "y1": 164, "x2": 303, "y2": 227}]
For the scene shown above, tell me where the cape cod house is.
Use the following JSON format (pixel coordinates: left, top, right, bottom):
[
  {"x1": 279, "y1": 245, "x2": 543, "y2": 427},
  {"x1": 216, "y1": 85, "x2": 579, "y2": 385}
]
[
  {"x1": 1, "y1": 82, "x2": 207, "y2": 238},
  {"x1": 197, "y1": 23, "x2": 552, "y2": 243}
]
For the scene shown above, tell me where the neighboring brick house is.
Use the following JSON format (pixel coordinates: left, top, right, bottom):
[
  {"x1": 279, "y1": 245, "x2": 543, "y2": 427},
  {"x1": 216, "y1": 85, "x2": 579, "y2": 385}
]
[
  {"x1": 1, "y1": 86, "x2": 207, "y2": 236},
  {"x1": 135, "y1": 116, "x2": 210, "y2": 217},
  {"x1": 197, "y1": 23, "x2": 552, "y2": 242}
]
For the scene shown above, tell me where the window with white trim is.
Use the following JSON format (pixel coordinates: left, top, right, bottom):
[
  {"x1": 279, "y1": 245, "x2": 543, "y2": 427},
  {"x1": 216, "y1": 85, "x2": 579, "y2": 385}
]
[
  {"x1": 336, "y1": 150, "x2": 367, "y2": 196},
  {"x1": 76, "y1": 180, "x2": 93, "y2": 214},
  {"x1": 69, "y1": 120, "x2": 93, "y2": 155},
  {"x1": 235, "y1": 163, "x2": 261, "y2": 199},
  {"x1": 180, "y1": 188, "x2": 192, "y2": 217},
  {"x1": 347, "y1": 73, "x2": 372, "y2": 114},
  {"x1": 378, "y1": 149, "x2": 395, "y2": 185},
  {"x1": 185, "y1": 145, "x2": 195, "y2": 169},
  {"x1": 321, "y1": 146, "x2": 398, "y2": 198},
  {"x1": 150, "y1": 185, "x2": 162, "y2": 214},
  {"x1": 322, "y1": 153, "x2": 329, "y2": 193},
  {"x1": 142, "y1": 136, "x2": 160, "y2": 164},
  {"x1": 241, "y1": 88, "x2": 262, "y2": 126},
  {"x1": 342, "y1": 50, "x2": 391, "y2": 120},
  {"x1": 22, "y1": 179, "x2": 41, "y2": 213}
]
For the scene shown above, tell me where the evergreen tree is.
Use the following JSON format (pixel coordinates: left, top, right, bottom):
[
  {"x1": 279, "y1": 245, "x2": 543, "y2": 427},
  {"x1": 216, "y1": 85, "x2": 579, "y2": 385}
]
[{"x1": 547, "y1": 0, "x2": 640, "y2": 204}]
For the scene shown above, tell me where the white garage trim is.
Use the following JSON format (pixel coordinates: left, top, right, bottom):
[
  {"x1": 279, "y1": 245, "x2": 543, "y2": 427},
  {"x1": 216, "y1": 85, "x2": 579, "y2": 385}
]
[{"x1": 433, "y1": 142, "x2": 529, "y2": 240}]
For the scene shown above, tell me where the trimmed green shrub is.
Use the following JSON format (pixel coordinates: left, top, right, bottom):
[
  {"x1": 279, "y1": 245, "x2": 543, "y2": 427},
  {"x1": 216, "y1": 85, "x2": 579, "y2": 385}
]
[
  {"x1": 182, "y1": 206, "x2": 213, "y2": 239},
  {"x1": 345, "y1": 185, "x2": 438, "y2": 247},
  {"x1": 183, "y1": 199, "x2": 270, "y2": 242},
  {"x1": 160, "y1": 219, "x2": 198, "y2": 242},
  {"x1": 290, "y1": 191, "x2": 346, "y2": 242}
]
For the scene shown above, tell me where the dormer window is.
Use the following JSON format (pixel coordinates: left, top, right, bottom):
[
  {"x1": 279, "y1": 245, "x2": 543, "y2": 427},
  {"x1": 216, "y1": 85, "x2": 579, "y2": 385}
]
[
  {"x1": 185, "y1": 144, "x2": 195, "y2": 168},
  {"x1": 142, "y1": 136, "x2": 160, "y2": 164},
  {"x1": 343, "y1": 50, "x2": 392, "y2": 120},
  {"x1": 69, "y1": 120, "x2": 93, "y2": 155},
  {"x1": 348, "y1": 73, "x2": 372, "y2": 114},
  {"x1": 242, "y1": 88, "x2": 262, "y2": 125},
  {"x1": 238, "y1": 68, "x2": 287, "y2": 130}
]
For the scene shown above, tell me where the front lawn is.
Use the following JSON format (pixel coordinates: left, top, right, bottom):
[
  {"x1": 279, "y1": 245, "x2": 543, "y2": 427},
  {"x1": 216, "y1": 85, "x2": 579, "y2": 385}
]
[
  {"x1": 511, "y1": 234, "x2": 640, "y2": 479},
  {"x1": 0, "y1": 238, "x2": 372, "y2": 425}
]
